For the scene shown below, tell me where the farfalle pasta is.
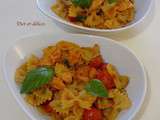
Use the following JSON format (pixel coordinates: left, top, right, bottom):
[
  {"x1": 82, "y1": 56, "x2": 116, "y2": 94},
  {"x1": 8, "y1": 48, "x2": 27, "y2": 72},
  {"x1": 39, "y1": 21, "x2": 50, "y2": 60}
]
[
  {"x1": 15, "y1": 55, "x2": 39, "y2": 84},
  {"x1": 15, "y1": 40, "x2": 131, "y2": 120},
  {"x1": 26, "y1": 88, "x2": 53, "y2": 106},
  {"x1": 51, "y1": 0, "x2": 135, "y2": 29}
]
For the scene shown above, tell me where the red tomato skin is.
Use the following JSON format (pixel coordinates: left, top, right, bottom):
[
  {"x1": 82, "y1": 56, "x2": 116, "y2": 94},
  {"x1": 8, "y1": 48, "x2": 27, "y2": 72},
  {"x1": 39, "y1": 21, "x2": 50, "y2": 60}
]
[
  {"x1": 41, "y1": 102, "x2": 53, "y2": 113},
  {"x1": 96, "y1": 70, "x2": 115, "y2": 89},
  {"x1": 68, "y1": 16, "x2": 77, "y2": 22},
  {"x1": 99, "y1": 63, "x2": 108, "y2": 70},
  {"x1": 83, "y1": 108, "x2": 102, "y2": 120},
  {"x1": 89, "y1": 56, "x2": 103, "y2": 68}
]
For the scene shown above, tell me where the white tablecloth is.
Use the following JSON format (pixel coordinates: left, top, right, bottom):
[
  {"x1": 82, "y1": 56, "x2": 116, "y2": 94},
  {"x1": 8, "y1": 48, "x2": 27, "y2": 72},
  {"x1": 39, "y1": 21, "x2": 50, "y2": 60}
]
[{"x1": 0, "y1": 0, "x2": 159, "y2": 119}]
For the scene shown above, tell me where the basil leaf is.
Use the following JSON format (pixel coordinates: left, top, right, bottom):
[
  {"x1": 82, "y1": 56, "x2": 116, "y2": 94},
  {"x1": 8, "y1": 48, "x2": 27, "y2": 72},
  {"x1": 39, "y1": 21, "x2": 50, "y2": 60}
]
[
  {"x1": 72, "y1": 0, "x2": 92, "y2": 8},
  {"x1": 108, "y1": 0, "x2": 117, "y2": 4},
  {"x1": 20, "y1": 67, "x2": 54, "y2": 94},
  {"x1": 85, "y1": 79, "x2": 108, "y2": 97}
]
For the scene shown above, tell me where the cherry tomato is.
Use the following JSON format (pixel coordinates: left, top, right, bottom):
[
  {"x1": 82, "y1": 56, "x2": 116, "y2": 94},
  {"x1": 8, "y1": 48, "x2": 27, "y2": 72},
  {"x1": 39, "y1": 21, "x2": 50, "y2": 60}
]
[
  {"x1": 89, "y1": 56, "x2": 103, "y2": 68},
  {"x1": 83, "y1": 107, "x2": 102, "y2": 120},
  {"x1": 68, "y1": 16, "x2": 77, "y2": 22},
  {"x1": 96, "y1": 70, "x2": 115, "y2": 89},
  {"x1": 99, "y1": 63, "x2": 108, "y2": 70},
  {"x1": 41, "y1": 103, "x2": 53, "y2": 113}
]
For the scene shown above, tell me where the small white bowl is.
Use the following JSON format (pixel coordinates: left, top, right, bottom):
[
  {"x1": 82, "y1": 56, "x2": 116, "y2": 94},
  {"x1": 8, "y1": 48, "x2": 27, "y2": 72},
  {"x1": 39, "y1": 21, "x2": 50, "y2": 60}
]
[
  {"x1": 2, "y1": 33, "x2": 147, "y2": 120},
  {"x1": 37, "y1": 0, "x2": 153, "y2": 34}
]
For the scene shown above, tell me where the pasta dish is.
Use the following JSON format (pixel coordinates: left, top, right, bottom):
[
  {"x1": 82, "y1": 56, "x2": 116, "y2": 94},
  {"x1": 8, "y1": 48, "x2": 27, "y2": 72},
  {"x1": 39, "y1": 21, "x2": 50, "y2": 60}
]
[
  {"x1": 51, "y1": 0, "x2": 135, "y2": 29},
  {"x1": 15, "y1": 41, "x2": 131, "y2": 120}
]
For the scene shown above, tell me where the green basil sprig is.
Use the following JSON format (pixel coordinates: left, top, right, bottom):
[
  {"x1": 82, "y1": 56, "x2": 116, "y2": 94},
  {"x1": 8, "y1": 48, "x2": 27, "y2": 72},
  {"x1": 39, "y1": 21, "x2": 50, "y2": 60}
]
[
  {"x1": 20, "y1": 67, "x2": 55, "y2": 94},
  {"x1": 85, "y1": 79, "x2": 108, "y2": 97},
  {"x1": 108, "y1": 0, "x2": 117, "y2": 4},
  {"x1": 72, "y1": 0, "x2": 92, "y2": 8}
]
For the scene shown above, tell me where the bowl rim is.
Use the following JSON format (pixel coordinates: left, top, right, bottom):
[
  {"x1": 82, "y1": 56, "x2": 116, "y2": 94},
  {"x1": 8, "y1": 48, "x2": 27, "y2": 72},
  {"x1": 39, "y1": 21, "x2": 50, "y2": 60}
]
[
  {"x1": 36, "y1": 0, "x2": 153, "y2": 32},
  {"x1": 2, "y1": 33, "x2": 147, "y2": 120}
]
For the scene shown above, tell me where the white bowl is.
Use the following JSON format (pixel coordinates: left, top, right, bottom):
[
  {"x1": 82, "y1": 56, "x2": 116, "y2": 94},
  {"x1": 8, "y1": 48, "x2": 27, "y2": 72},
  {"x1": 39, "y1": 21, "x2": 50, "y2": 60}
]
[
  {"x1": 2, "y1": 33, "x2": 147, "y2": 120},
  {"x1": 37, "y1": 0, "x2": 153, "y2": 34}
]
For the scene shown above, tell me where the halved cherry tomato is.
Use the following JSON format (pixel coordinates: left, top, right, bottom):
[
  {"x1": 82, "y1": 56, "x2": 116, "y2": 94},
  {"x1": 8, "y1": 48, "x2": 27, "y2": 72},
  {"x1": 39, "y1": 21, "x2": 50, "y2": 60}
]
[
  {"x1": 89, "y1": 56, "x2": 103, "y2": 68},
  {"x1": 99, "y1": 63, "x2": 108, "y2": 70},
  {"x1": 96, "y1": 70, "x2": 115, "y2": 89},
  {"x1": 68, "y1": 16, "x2": 77, "y2": 22},
  {"x1": 41, "y1": 103, "x2": 53, "y2": 113},
  {"x1": 83, "y1": 107, "x2": 102, "y2": 120}
]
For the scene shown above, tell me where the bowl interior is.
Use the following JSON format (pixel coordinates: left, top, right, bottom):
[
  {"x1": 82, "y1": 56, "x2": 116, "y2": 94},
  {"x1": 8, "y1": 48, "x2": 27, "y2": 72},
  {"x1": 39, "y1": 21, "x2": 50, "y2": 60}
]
[
  {"x1": 37, "y1": 0, "x2": 152, "y2": 31},
  {"x1": 3, "y1": 33, "x2": 146, "y2": 120}
]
